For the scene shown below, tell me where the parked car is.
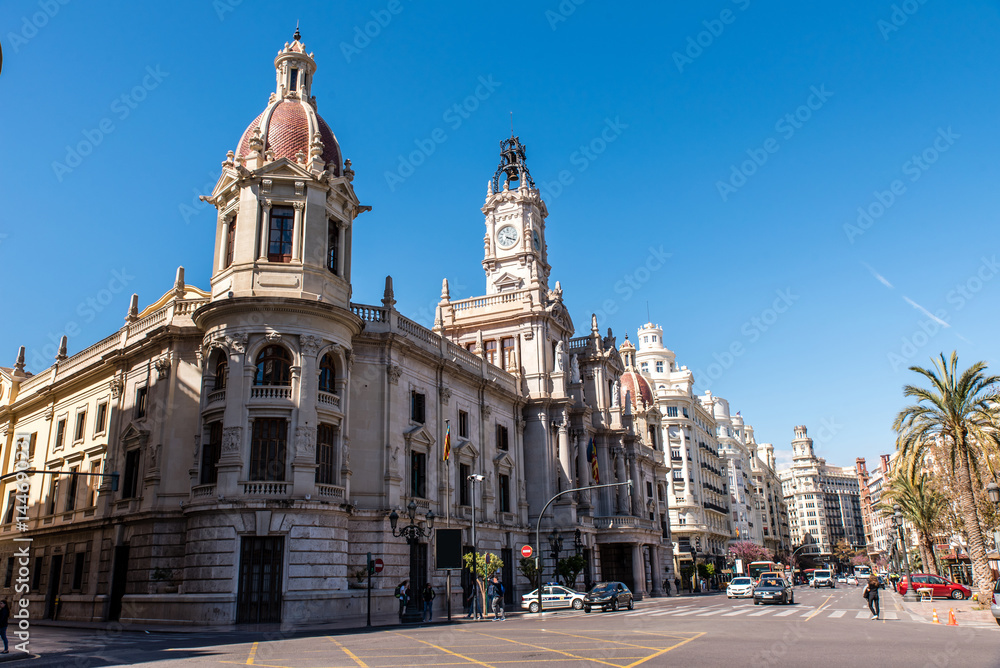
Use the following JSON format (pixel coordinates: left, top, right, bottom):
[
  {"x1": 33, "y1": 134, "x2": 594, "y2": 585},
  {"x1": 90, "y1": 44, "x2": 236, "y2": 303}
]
[
  {"x1": 583, "y1": 582, "x2": 633, "y2": 613},
  {"x1": 837, "y1": 575, "x2": 847, "y2": 584},
  {"x1": 847, "y1": 576, "x2": 858, "y2": 585},
  {"x1": 898, "y1": 573, "x2": 971, "y2": 600},
  {"x1": 727, "y1": 577, "x2": 754, "y2": 599},
  {"x1": 812, "y1": 569, "x2": 836, "y2": 588},
  {"x1": 520, "y1": 585, "x2": 585, "y2": 613},
  {"x1": 754, "y1": 577, "x2": 794, "y2": 605},
  {"x1": 990, "y1": 580, "x2": 1000, "y2": 626}
]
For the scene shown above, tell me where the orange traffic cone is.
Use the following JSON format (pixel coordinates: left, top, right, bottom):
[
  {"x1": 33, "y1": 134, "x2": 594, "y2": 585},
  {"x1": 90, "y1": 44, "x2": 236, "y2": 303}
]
[
  {"x1": 947, "y1": 609, "x2": 958, "y2": 626},
  {"x1": 932, "y1": 608, "x2": 940, "y2": 624}
]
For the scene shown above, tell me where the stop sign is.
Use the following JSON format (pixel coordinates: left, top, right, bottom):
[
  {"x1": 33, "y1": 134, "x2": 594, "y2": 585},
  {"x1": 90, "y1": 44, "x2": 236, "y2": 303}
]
[
  {"x1": 373, "y1": 558, "x2": 384, "y2": 573},
  {"x1": 521, "y1": 545, "x2": 533, "y2": 559}
]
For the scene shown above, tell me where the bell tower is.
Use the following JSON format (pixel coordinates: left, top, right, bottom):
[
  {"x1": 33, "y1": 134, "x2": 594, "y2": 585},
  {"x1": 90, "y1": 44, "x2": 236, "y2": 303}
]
[{"x1": 481, "y1": 136, "x2": 550, "y2": 296}]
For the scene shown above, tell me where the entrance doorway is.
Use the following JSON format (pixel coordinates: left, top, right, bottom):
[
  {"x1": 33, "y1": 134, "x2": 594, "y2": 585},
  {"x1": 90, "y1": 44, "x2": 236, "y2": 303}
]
[
  {"x1": 408, "y1": 541, "x2": 427, "y2": 615},
  {"x1": 599, "y1": 544, "x2": 635, "y2": 593},
  {"x1": 44, "y1": 554, "x2": 63, "y2": 620},
  {"x1": 108, "y1": 546, "x2": 130, "y2": 621},
  {"x1": 236, "y1": 536, "x2": 284, "y2": 624}
]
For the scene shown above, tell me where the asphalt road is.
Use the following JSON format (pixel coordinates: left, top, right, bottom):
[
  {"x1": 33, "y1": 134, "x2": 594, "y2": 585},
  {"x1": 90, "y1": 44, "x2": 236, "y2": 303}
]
[{"x1": 6, "y1": 586, "x2": 999, "y2": 668}]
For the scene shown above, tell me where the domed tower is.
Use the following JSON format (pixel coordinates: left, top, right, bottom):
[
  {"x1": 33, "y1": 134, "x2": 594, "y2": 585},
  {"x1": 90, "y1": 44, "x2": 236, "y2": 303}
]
[
  {"x1": 618, "y1": 336, "x2": 653, "y2": 412},
  {"x1": 203, "y1": 28, "x2": 367, "y2": 307},
  {"x1": 791, "y1": 425, "x2": 815, "y2": 462},
  {"x1": 634, "y1": 322, "x2": 676, "y2": 386}
]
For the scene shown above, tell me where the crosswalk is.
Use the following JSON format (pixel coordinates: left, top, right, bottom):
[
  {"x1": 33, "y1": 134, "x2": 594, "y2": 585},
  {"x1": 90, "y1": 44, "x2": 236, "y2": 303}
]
[{"x1": 618, "y1": 602, "x2": 916, "y2": 623}]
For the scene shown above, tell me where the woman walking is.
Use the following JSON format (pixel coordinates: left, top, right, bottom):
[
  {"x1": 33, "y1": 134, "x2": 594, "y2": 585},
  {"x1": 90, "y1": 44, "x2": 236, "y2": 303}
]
[
  {"x1": 863, "y1": 574, "x2": 881, "y2": 620},
  {"x1": 0, "y1": 600, "x2": 9, "y2": 653}
]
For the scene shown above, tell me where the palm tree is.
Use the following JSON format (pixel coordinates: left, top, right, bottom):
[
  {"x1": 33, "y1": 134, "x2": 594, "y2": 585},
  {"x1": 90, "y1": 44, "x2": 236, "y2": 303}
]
[
  {"x1": 879, "y1": 456, "x2": 948, "y2": 576},
  {"x1": 893, "y1": 352, "x2": 1000, "y2": 602}
]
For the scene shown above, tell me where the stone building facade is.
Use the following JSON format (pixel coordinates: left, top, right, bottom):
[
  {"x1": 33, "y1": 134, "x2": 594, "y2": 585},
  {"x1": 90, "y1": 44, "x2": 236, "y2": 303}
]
[{"x1": 0, "y1": 33, "x2": 674, "y2": 627}]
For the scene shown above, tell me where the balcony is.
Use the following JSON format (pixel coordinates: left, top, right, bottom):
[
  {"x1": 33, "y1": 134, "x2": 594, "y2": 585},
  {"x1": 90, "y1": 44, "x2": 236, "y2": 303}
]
[
  {"x1": 206, "y1": 389, "x2": 226, "y2": 405},
  {"x1": 594, "y1": 516, "x2": 654, "y2": 531},
  {"x1": 318, "y1": 391, "x2": 341, "y2": 408},
  {"x1": 192, "y1": 484, "x2": 216, "y2": 499},
  {"x1": 317, "y1": 484, "x2": 345, "y2": 500},
  {"x1": 250, "y1": 386, "x2": 292, "y2": 401},
  {"x1": 242, "y1": 481, "x2": 289, "y2": 496}
]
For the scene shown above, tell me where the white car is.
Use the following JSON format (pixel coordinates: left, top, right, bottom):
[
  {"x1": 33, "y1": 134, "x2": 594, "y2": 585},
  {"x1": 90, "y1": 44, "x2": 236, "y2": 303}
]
[
  {"x1": 847, "y1": 576, "x2": 858, "y2": 585},
  {"x1": 837, "y1": 576, "x2": 847, "y2": 584},
  {"x1": 521, "y1": 585, "x2": 585, "y2": 613},
  {"x1": 727, "y1": 577, "x2": 754, "y2": 598}
]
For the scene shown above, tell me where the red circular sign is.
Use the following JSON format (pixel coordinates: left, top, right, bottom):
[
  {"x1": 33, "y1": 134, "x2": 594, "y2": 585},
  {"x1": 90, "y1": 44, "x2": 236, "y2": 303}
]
[
  {"x1": 521, "y1": 545, "x2": 533, "y2": 558},
  {"x1": 373, "y1": 558, "x2": 384, "y2": 573}
]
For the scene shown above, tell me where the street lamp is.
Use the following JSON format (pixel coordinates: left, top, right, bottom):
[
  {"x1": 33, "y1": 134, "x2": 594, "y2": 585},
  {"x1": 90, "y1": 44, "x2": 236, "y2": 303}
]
[
  {"x1": 468, "y1": 474, "x2": 485, "y2": 617},
  {"x1": 894, "y1": 503, "x2": 917, "y2": 602},
  {"x1": 388, "y1": 500, "x2": 436, "y2": 623},
  {"x1": 548, "y1": 529, "x2": 563, "y2": 581},
  {"x1": 693, "y1": 536, "x2": 702, "y2": 592}
]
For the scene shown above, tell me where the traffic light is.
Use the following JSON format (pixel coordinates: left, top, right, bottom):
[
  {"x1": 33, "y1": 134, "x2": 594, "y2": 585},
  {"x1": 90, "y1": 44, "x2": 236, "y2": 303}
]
[{"x1": 367, "y1": 552, "x2": 374, "y2": 575}]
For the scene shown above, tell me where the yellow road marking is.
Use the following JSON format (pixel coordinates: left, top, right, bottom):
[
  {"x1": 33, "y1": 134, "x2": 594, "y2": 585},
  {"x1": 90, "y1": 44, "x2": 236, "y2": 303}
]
[
  {"x1": 326, "y1": 637, "x2": 370, "y2": 667},
  {"x1": 246, "y1": 641, "x2": 258, "y2": 665},
  {"x1": 805, "y1": 595, "x2": 834, "y2": 621},
  {"x1": 460, "y1": 630, "x2": 625, "y2": 668},
  {"x1": 394, "y1": 632, "x2": 497, "y2": 667},
  {"x1": 623, "y1": 631, "x2": 706, "y2": 667},
  {"x1": 537, "y1": 629, "x2": 661, "y2": 651}
]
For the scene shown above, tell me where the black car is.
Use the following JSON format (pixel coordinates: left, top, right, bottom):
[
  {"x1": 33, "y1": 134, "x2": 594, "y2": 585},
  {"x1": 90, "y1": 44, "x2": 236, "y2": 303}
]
[
  {"x1": 583, "y1": 582, "x2": 634, "y2": 613},
  {"x1": 753, "y1": 578, "x2": 794, "y2": 605}
]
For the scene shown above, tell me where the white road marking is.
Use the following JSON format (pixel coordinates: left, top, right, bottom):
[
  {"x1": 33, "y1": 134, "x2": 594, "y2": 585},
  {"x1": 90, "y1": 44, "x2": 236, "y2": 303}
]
[
  {"x1": 773, "y1": 609, "x2": 797, "y2": 617},
  {"x1": 829, "y1": 610, "x2": 846, "y2": 618},
  {"x1": 695, "y1": 608, "x2": 726, "y2": 616},
  {"x1": 721, "y1": 609, "x2": 751, "y2": 616},
  {"x1": 856, "y1": 611, "x2": 873, "y2": 619},
  {"x1": 747, "y1": 608, "x2": 772, "y2": 616}
]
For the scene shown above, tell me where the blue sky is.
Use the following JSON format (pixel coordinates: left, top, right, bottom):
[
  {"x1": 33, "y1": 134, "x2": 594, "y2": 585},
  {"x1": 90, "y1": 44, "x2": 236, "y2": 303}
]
[{"x1": 2, "y1": 0, "x2": 998, "y2": 471}]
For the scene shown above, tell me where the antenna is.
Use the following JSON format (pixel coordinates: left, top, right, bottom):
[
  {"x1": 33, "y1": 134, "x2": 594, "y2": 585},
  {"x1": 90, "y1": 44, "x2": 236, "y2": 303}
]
[
  {"x1": 646, "y1": 301, "x2": 651, "y2": 324},
  {"x1": 510, "y1": 111, "x2": 514, "y2": 138}
]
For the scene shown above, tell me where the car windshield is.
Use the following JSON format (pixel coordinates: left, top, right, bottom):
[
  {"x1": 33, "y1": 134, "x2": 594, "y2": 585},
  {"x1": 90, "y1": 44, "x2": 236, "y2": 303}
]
[
  {"x1": 815, "y1": 571, "x2": 831, "y2": 577},
  {"x1": 760, "y1": 579, "x2": 780, "y2": 587},
  {"x1": 731, "y1": 578, "x2": 752, "y2": 585},
  {"x1": 590, "y1": 583, "x2": 615, "y2": 593}
]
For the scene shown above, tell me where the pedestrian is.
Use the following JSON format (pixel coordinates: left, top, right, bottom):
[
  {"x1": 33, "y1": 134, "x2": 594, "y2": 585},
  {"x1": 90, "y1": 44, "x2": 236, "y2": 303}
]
[
  {"x1": 421, "y1": 582, "x2": 435, "y2": 622},
  {"x1": 699, "y1": 577, "x2": 707, "y2": 593},
  {"x1": 674, "y1": 576, "x2": 681, "y2": 595},
  {"x1": 466, "y1": 582, "x2": 483, "y2": 619},
  {"x1": 395, "y1": 580, "x2": 409, "y2": 623},
  {"x1": 489, "y1": 576, "x2": 505, "y2": 621},
  {"x1": 0, "y1": 600, "x2": 8, "y2": 654},
  {"x1": 863, "y1": 574, "x2": 881, "y2": 620}
]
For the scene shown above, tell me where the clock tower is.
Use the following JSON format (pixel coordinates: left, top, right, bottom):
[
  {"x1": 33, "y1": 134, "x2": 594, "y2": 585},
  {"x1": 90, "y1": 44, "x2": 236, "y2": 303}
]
[{"x1": 481, "y1": 137, "x2": 550, "y2": 296}]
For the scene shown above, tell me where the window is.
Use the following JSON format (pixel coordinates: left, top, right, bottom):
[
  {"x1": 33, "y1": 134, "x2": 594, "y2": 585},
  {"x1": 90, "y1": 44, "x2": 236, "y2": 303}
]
[
  {"x1": 214, "y1": 356, "x2": 228, "y2": 390},
  {"x1": 289, "y1": 67, "x2": 298, "y2": 91},
  {"x1": 411, "y1": 451, "x2": 427, "y2": 498},
  {"x1": 682, "y1": 407, "x2": 689, "y2": 418},
  {"x1": 28, "y1": 432, "x2": 36, "y2": 460},
  {"x1": 89, "y1": 460, "x2": 101, "y2": 506},
  {"x1": 647, "y1": 426, "x2": 657, "y2": 448},
  {"x1": 3, "y1": 558, "x2": 12, "y2": 588},
  {"x1": 646, "y1": 481, "x2": 654, "y2": 498},
  {"x1": 496, "y1": 424, "x2": 509, "y2": 451},
  {"x1": 3, "y1": 491, "x2": 14, "y2": 524},
  {"x1": 319, "y1": 354, "x2": 336, "y2": 393},
  {"x1": 501, "y1": 338, "x2": 515, "y2": 370},
  {"x1": 65, "y1": 466, "x2": 79, "y2": 512},
  {"x1": 666, "y1": 406, "x2": 678, "y2": 418},
  {"x1": 484, "y1": 340, "x2": 497, "y2": 365},
  {"x1": 672, "y1": 470, "x2": 683, "y2": 480},
  {"x1": 499, "y1": 474, "x2": 510, "y2": 512},
  {"x1": 226, "y1": 217, "x2": 236, "y2": 268},
  {"x1": 55, "y1": 418, "x2": 66, "y2": 449},
  {"x1": 255, "y1": 345, "x2": 291, "y2": 386},
  {"x1": 316, "y1": 423, "x2": 336, "y2": 485},
  {"x1": 656, "y1": 361, "x2": 664, "y2": 373},
  {"x1": 47, "y1": 477, "x2": 60, "y2": 515},
  {"x1": 72, "y1": 552, "x2": 85, "y2": 591},
  {"x1": 74, "y1": 410, "x2": 87, "y2": 442},
  {"x1": 267, "y1": 206, "x2": 294, "y2": 262},
  {"x1": 640, "y1": 362, "x2": 649, "y2": 372},
  {"x1": 32, "y1": 557, "x2": 43, "y2": 591},
  {"x1": 327, "y1": 219, "x2": 339, "y2": 275},
  {"x1": 201, "y1": 422, "x2": 222, "y2": 485},
  {"x1": 250, "y1": 418, "x2": 287, "y2": 481},
  {"x1": 458, "y1": 411, "x2": 469, "y2": 439},
  {"x1": 122, "y1": 450, "x2": 141, "y2": 498},
  {"x1": 411, "y1": 391, "x2": 426, "y2": 424},
  {"x1": 94, "y1": 402, "x2": 108, "y2": 435},
  {"x1": 671, "y1": 449, "x2": 681, "y2": 460},
  {"x1": 459, "y1": 463, "x2": 470, "y2": 505},
  {"x1": 135, "y1": 386, "x2": 148, "y2": 419}
]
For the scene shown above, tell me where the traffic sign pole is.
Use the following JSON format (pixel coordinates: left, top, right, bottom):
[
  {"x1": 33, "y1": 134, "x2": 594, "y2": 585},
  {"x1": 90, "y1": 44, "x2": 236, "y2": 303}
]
[{"x1": 366, "y1": 552, "x2": 372, "y2": 627}]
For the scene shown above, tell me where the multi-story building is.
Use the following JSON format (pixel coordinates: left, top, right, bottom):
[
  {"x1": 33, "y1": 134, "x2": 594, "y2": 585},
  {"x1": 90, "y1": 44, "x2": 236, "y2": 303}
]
[
  {"x1": 751, "y1": 441, "x2": 791, "y2": 555},
  {"x1": 859, "y1": 453, "x2": 898, "y2": 559},
  {"x1": 0, "y1": 32, "x2": 673, "y2": 627},
  {"x1": 778, "y1": 426, "x2": 865, "y2": 557},
  {"x1": 714, "y1": 401, "x2": 760, "y2": 547}
]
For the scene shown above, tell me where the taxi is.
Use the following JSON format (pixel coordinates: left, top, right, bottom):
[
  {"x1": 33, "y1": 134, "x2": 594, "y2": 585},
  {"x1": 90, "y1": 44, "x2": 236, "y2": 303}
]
[{"x1": 521, "y1": 584, "x2": 585, "y2": 613}]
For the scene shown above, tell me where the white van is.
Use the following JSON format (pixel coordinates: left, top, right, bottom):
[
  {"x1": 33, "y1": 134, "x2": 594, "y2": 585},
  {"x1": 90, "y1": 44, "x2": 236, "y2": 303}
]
[{"x1": 812, "y1": 569, "x2": 835, "y2": 588}]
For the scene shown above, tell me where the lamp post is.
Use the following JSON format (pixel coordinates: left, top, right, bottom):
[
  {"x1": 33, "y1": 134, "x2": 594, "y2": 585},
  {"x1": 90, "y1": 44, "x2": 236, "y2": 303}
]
[
  {"x1": 467, "y1": 474, "x2": 484, "y2": 618},
  {"x1": 894, "y1": 503, "x2": 917, "y2": 602},
  {"x1": 388, "y1": 500, "x2": 436, "y2": 623},
  {"x1": 693, "y1": 536, "x2": 701, "y2": 592},
  {"x1": 548, "y1": 529, "x2": 563, "y2": 582}
]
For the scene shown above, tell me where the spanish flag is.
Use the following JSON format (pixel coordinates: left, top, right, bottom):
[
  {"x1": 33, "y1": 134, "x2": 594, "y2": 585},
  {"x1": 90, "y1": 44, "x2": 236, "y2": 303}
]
[
  {"x1": 443, "y1": 421, "x2": 451, "y2": 462},
  {"x1": 587, "y1": 437, "x2": 599, "y2": 483}
]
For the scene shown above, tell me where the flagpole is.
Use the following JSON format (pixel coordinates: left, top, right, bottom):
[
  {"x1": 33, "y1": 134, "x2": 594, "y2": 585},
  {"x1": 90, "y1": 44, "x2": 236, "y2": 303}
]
[{"x1": 445, "y1": 419, "x2": 451, "y2": 525}]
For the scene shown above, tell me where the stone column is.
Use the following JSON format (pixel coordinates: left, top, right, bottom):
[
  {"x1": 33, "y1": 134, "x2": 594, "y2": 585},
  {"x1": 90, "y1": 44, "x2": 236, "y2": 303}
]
[
  {"x1": 291, "y1": 201, "x2": 304, "y2": 261},
  {"x1": 557, "y1": 415, "x2": 571, "y2": 496},
  {"x1": 631, "y1": 543, "x2": 645, "y2": 600},
  {"x1": 575, "y1": 432, "x2": 591, "y2": 511},
  {"x1": 628, "y1": 453, "x2": 641, "y2": 516},
  {"x1": 649, "y1": 544, "x2": 662, "y2": 596},
  {"x1": 615, "y1": 449, "x2": 628, "y2": 514},
  {"x1": 218, "y1": 217, "x2": 231, "y2": 272},
  {"x1": 259, "y1": 200, "x2": 272, "y2": 260}
]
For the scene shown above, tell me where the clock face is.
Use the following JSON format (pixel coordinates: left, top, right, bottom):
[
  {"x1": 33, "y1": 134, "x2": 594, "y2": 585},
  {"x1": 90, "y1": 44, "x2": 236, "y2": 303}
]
[
  {"x1": 497, "y1": 225, "x2": 519, "y2": 249},
  {"x1": 532, "y1": 230, "x2": 541, "y2": 251}
]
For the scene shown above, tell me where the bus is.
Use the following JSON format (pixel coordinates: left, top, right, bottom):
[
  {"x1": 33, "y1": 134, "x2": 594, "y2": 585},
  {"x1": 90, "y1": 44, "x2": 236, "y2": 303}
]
[
  {"x1": 748, "y1": 561, "x2": 784, "y2": 582},
  {"x1": 853, "y1": 565, "x2": 872, "y2": 580}
]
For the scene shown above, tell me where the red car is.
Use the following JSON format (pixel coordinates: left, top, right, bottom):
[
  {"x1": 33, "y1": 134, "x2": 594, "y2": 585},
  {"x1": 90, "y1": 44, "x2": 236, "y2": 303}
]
[{"x1": 898, "y1": 573, "x2": 971, "y2": 600}]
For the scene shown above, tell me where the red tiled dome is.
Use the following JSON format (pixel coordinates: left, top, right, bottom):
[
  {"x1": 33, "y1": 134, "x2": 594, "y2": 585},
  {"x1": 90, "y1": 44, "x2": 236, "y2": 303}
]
[
  {"x1": 236, "y1": 100, "x2": 341, "y2": 170},
  {"x1": 620, "y1": 368, "x2": 654, "y2": 409}
]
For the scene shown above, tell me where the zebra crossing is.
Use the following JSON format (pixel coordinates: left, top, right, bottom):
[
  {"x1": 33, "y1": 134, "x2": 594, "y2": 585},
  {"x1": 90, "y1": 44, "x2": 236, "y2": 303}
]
[{"x1": 618, "y1": 601, "x2": 919, "y2": 623}]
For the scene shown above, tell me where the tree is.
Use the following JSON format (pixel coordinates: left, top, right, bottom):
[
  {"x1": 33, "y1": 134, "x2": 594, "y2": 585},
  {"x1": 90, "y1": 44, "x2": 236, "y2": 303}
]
[
  {"x1": 832, "y1": 539, "x2": 854, "y2": 568},
  {"x1": 850, "y1": 554, "x2": 869, "y2": 567},
  {"x1": 463, "y1": 552, "x2": 504, "y2": 611},
  {"x1": 726, "y1": 541, "x2": 773, "y2": 566},
  {"x1": 518, "y1": 557, "x2": 538, "y2": 586},
  {"x1": 879, "y1": 454, "x2": 947, "y2": 576},
  {"x1": 894, "y1": 352, "x2": 1000, "y2": 602},
  {"x1": 555, "y1": 554, "x2": 587, "y2": 590}
]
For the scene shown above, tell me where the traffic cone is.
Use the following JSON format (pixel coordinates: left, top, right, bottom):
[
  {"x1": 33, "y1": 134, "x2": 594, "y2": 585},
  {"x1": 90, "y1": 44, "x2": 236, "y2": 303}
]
[
  {"x1": 932, "y1": 608, "x2": 939, "y2": 624},
  {"x1": 947, "y1": 609, "x2": 958, "y2": 626}
]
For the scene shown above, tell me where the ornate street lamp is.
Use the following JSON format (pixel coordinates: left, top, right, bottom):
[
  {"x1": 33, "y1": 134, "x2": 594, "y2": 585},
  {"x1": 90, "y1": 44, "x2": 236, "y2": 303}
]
[{"x1": 388, "y1": 500, "x2": 435, "y2": 541}]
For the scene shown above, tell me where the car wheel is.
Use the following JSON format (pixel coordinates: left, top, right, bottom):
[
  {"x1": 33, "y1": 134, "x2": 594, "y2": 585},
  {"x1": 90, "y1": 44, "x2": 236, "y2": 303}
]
[
  {"x1": 572, "y1": 599, "x2": 583, "y2": 610},
  {"x1": 754, "y1": 600, "x2": 760, "y2": 606},
  {"x1": 529, "y1": 602, "x2": 540, "y2": 613},
  {"x1": 951, "y1": 590, "x2": 965, "y2": 600},
  {"x1": 611, "y1": 599, "x2": 619, "y2": 612},
  {"x1": 728, "y1": 596, "x2": 732, "y2": 599},
  {"x1": 995, "y1": 617, "x2": 1000, "y2": 627},
  {"x1": 584, "y1": 606, "x2": 591, "y2": 614},
  {"x1": 790, "y1": 594, "x2": 794, "y2": 605},
  {"x1": 627, "y1": 598, "x2": 634, "y2": 610}
]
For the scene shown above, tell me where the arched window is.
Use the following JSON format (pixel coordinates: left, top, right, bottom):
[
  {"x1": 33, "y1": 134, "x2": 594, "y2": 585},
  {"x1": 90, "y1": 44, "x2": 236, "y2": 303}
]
[
  {"x1": 213, "y1": 354, "x2": 228, "y2": 390},
  {"x1": 255, "y1": 345, "x2": 291, "y2": 386},
  {"x1": 318, "y1": 353, "x2": 336, "y2": 393},
  {"x1": 327, "y1": 219, "x2": 339, "y2": 275}
]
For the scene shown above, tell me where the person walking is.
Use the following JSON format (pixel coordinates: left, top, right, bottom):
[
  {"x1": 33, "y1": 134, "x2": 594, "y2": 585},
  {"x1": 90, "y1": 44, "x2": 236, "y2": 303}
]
[
  {"x1": 466, "y1": 581, "x2": 483, "y2": 620},
  {"x1": 489, "y1": 576, "x2": 505, "y2": 621},
  {"x1": 863, "y1": 574, "x2": 881, "y2": 620},
  {"x1": 0, "y1": 600, "x2": 8, "y2": 654},
  {"x1": 674, "y1": 577, "x2": 681, "y2": 595},
  {"x1": 395, "y1": 580, "x2": 409, "y2": 623},
  {"x1": 421, "y1": 583, "x2": 436, "y2": 622}
]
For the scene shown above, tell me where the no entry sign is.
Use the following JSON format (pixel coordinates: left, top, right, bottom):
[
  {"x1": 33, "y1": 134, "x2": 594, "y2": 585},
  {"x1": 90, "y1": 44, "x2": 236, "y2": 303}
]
[
  {"x1": 521, "y1": 545, "x2": 533, "y2": 559},
  {"x1": 373, "y1": 558, "x2": 384, "y2": 573}
]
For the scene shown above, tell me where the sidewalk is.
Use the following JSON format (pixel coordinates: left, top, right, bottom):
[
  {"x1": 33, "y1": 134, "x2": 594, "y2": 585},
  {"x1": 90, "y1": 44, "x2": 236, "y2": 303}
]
[{"x1": 888, "y1": 589, "x2": 995, "y2": 625}]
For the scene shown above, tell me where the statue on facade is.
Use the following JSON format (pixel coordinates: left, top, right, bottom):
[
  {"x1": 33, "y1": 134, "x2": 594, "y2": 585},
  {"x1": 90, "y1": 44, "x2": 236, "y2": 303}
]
[
  {"x1": 554, "y1": 340, "x2": 565, "y2": 372},
  {"x1": 612, "y1": 380, "x2": 620, "y2": 407},
  {"x1": 570, "y1": 354, "x2": 581, "y2": 384}
]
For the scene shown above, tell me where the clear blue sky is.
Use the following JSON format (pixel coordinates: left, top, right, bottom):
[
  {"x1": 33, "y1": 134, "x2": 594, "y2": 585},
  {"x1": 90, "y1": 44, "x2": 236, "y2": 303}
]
[{"x1": 2, "y1": 0, "x2": 998, "y2": 471}]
